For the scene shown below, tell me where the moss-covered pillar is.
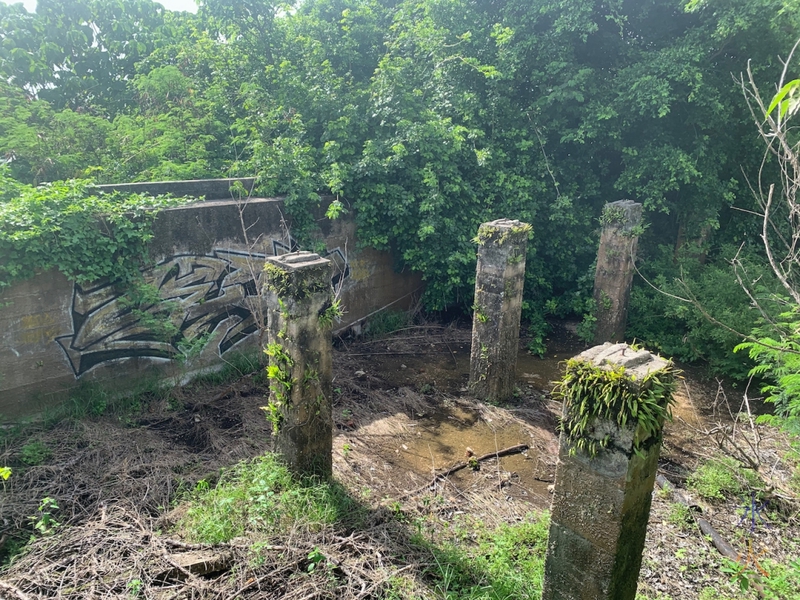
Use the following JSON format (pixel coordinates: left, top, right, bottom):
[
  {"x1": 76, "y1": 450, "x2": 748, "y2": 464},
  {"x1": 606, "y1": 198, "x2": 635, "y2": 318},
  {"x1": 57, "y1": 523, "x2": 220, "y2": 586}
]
[
  {"x1": 542, "y1": 343, "x2": 674, "y2": 600},
  {"x1": 593, "y1": 200, "x2": 643, "y2": 344},
  {"x1": 468, "y1": 219, "x2": 531, "y2": 403},
  {"x1": 262, "y1": 251, "x2": 334, "y2": 479}
]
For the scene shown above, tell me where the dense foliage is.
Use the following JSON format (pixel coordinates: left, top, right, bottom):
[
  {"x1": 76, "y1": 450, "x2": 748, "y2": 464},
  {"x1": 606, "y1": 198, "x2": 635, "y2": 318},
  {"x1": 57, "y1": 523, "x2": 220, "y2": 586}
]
[
  {"x1": 0, "y1": 175, "x2": 190, "y2": 289},
  {"x1": 2, "y1": 0, "x2": 799, "y2": 376}
]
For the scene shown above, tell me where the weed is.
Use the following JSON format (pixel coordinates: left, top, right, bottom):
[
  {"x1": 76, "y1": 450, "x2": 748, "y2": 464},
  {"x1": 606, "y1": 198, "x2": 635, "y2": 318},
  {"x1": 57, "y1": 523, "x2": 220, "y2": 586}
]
[
  {"x1": 318, "y1": 300, "x2": 343, "y2": 329},
  {"x1": 30, "y1": 497, "x2": 60, "y2": 535},
  {"x1": 575, "y1": 311, "x2": 597, "y2": 344},
  {"x1": 365, "y1": 310, "x2": 412, "y2": 339},
  {"x1": 126, "y1": 578, "x2": 143, "y2": 597},
  {"x1": 382, "y1": 575, "x2": 415, "y2": 600},
  {"x1": 687, "y1": 457, "x2": 761, "y2": 501},
  {"x1": 175, "y1": 453, "x2": 365, "y2": 545},
  {"x1": 306, "y1": 547, "x2": 325, "y2": 573},
  {"x1": 19, "y1": 440, "x2": 51, "y2": 466},
  {"x1": 342, "y1": 443, "x2": 352, "y2": 458},
  {"x1": 698, "y1": 587, "x2": 734, "y2": 600},
  {"x1": 413, "y1": 512, "x2": 550, "y2": 599},
  {"x1": 666, "y1": 502, "x2": 692, "y2": 529},
  {"x1": 190, "y1": 350, "x2": 264, "y2": 387}
]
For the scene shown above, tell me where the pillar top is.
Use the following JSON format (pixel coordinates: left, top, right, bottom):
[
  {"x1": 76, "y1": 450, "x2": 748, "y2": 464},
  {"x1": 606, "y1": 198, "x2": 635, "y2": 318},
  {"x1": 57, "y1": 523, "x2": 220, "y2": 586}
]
[
  {"x1": 576, "y1": 342, "x2": 669, "y2": 381},
  {"x1": 483, "y1": 218, "x2": 526, "y2": 229},
  {"x1": 265, "y1": 251, "x2": 331, "y2": 272},
  {"x1": 600, "y1": 200, "x2": 643, "y2": 232},
  {"x1": 475, "y1": 219, "x2": 532, "y2": 246}
]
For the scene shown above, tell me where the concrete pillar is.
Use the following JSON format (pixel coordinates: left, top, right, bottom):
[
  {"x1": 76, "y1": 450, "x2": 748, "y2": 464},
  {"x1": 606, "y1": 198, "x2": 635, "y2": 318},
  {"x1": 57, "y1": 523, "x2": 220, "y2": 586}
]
[
  {"x1": 593, "y1": 200, "x2": 643, "y2": 344},
  {"x1": 262, "y1": 251, "x2": 334, "y2": 478},
  {"x1": 468, "y1": 219, "x2": 531, "y2": 403},
  {"x1": 542, "y1": 343, "x2": 674, "y2": 600}
]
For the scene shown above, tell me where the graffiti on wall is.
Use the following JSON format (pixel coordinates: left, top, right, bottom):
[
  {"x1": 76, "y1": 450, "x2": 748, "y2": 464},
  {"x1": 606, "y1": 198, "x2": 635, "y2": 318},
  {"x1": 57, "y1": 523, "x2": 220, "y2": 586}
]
[{"x1": 56, "y1": 244, "x2": 349, "y2": 378}]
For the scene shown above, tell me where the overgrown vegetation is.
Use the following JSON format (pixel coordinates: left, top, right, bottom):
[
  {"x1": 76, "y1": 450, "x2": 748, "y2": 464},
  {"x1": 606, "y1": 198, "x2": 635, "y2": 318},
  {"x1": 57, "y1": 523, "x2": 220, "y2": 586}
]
[
  {"x1": 173, "y1": 451, "x2": 551, "y2": 599},
  {"x1": 555, "y1": 358, "x2": 676, "y2": 457},
  {"x1": 0, "y1": 175, "x2": 191, "y2": 289},
  {"x1": 176, "y1": 454, "x2": 363, "y2": 545},
  {"x1": 687, "y1": 457, "x2": 762, "y2": 502},
  {"x1": 2, "y1": 0, "x2": 799, "y2": 371}
]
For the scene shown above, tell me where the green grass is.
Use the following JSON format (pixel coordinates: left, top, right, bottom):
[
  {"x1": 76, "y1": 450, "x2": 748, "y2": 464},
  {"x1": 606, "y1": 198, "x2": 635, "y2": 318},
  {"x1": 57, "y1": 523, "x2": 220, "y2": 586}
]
[
  {"x1": 175, "y1": 454, "x2": 364, "y2": 545},
  {"x1": 687, "y1": 457, "x2": 761, "y2": 501},
  {"x1": 413, "y1": 512, "x2": 550, "y2": 599}
]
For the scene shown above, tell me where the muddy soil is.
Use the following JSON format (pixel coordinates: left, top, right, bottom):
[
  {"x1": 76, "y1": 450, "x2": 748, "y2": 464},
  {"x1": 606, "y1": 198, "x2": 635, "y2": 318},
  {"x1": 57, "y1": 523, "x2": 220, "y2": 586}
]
[{"x1": 0, "y1": 321, "x2": 797, "y2": 599}]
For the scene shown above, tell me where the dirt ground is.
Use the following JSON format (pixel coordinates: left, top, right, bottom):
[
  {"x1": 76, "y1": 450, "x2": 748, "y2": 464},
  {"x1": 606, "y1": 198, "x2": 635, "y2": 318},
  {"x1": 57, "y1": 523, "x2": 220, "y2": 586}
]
[{"x1": 0, "y1": 321, "x2": 798, "y2": 598}]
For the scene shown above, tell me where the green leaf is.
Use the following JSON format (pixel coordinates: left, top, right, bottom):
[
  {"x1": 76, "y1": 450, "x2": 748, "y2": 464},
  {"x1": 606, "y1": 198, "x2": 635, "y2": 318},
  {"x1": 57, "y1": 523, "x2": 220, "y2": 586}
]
[{"x1": 766, "y1": 79, "x2": 800, "y2": 119}]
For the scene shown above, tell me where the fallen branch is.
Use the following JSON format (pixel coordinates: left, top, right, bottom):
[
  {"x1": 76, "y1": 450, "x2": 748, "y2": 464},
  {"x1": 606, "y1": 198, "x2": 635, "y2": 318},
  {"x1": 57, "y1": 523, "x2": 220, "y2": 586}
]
[
  {"x1": 399, "y1": 444, "x2": 529, "y2": 500},
  {"x1": 0, "y1": 580, "x2": 31, "y2": 600}
]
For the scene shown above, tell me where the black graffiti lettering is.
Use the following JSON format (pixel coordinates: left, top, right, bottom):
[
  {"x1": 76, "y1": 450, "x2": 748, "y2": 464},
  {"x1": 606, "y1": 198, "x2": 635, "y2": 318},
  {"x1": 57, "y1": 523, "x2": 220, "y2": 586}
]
[{"x1": 56, "y1": 244, "x2": 349, "y2": 378}]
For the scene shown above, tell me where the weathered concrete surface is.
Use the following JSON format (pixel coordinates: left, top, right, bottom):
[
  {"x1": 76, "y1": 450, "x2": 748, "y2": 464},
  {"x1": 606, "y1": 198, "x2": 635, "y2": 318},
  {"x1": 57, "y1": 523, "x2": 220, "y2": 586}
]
[
  {"x1": 92, "y1": 177, "x2": 256, "y2": 200},
  {"x1": 0, "y1": 192, "x2": 421, "y2": 418},
  {"x1": 317, "y1": 214, "x2": 422, "y2": 336},
  {"x1": 263, "y1": 252, "x2": 333, "y2": 478},
  {"x1": 468, "y1": 219, "x2": 530, "y2": 403},
  {"x1": 542, "y1": 343, "x2": 671, "y2": 600},
  {"x1": 593, "y1": 200, "x2": 643, "y2": 344}
]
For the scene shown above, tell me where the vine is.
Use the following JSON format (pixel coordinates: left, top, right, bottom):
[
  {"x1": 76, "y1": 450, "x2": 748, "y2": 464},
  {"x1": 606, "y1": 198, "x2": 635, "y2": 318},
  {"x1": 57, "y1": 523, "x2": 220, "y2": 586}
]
[
  {"x1": 554, "y1": 359, "x2": 676, "y2": 458},
  {"x1": 0, "y1": 178, "x2": 192, "y2": 290},
  {"x1": 261, "y1": 341, "x2": 295, "y2": 434}
]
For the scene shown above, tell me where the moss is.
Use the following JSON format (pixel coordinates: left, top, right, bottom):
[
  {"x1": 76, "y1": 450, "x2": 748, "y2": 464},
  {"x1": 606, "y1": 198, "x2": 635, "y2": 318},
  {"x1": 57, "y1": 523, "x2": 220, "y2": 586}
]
[
  {"x1": 263, "y1": 261, "x2": 330, "y2": 300},
  {"x1": 472, "y1": 221, "x2": 532, "y2": 246}
]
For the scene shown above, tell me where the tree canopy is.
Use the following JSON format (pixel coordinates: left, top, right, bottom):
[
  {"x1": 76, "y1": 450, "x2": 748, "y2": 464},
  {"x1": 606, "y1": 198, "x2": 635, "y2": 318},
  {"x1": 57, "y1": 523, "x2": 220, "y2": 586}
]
[{"x1": 2, "y1": 0, "x2": 799, "y2": 375}]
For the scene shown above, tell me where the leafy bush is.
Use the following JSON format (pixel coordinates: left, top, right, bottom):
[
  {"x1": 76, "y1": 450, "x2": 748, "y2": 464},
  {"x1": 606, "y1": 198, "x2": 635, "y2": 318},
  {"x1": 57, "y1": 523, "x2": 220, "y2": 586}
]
[
  {"x1": 736, "y1": 307, "x2": 800, "y2": 435},
  {"x1": 628, "y1": 244, "x2": 778, "y2": 380}
]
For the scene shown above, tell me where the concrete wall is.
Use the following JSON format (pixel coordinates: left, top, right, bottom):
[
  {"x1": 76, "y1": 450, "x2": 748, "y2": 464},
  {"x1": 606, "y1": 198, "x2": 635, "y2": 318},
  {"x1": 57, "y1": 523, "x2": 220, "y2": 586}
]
[{"x1": 0, "y1": 193, "x2": 421, "y2": 418}]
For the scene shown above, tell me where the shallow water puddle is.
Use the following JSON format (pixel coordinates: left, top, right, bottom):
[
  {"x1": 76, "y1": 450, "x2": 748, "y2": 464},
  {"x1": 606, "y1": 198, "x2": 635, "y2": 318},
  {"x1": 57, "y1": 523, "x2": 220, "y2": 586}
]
[{"x1": 395, "y1": 404, "x2": 553, "y2": 507}]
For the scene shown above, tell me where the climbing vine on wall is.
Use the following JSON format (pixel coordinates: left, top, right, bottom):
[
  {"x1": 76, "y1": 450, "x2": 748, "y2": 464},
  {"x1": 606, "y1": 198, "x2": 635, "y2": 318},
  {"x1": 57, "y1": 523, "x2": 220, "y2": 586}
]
[
  {"x1": 262, "y1": 341, "x2": 295, "y2": 434},
  {"x1": 554, "y1": 359, "x2": 676, "y2": 458},
  {"x1": 0, "y1": 177, "x2": 192, "y2": 290}
]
